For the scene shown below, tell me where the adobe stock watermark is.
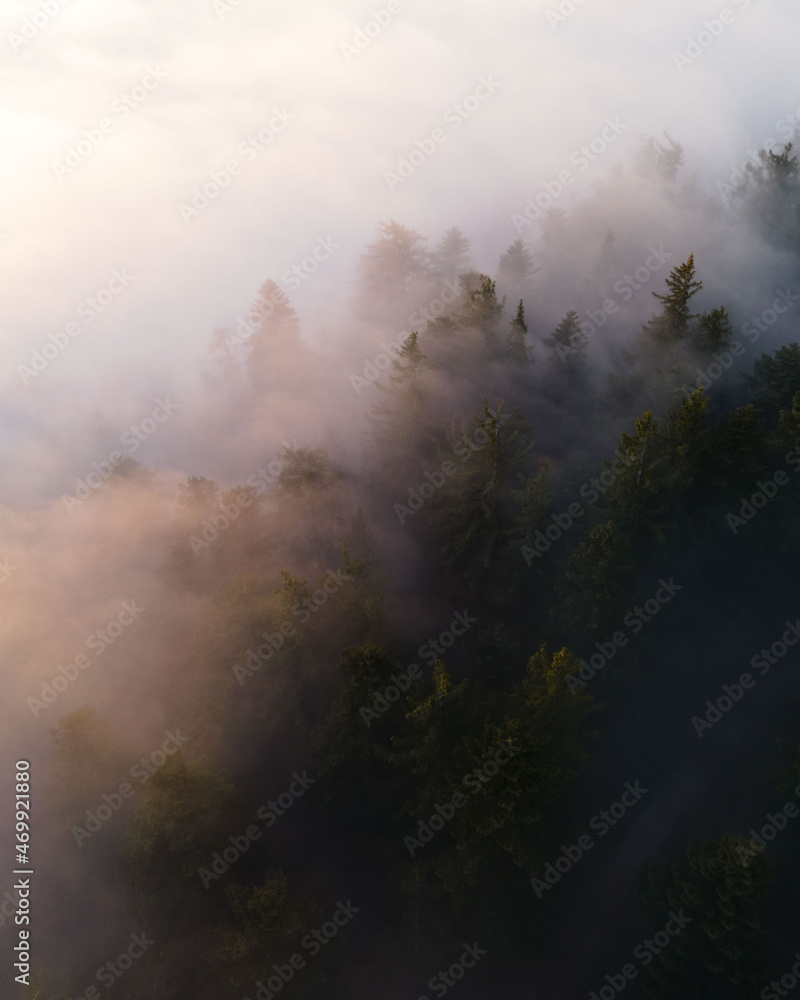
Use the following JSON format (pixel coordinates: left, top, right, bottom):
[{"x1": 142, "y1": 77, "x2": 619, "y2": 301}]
[
  {"x1": 198, "y1": 770, "x2": 316, "y2": 887},
  {"x1": 350, "y1": 277, "x2": 467, "y2": 396},
  {"x1": 521, "y1": 450, "x2": 645, "y2": 566},
  {"x1": 188, "y1": 489, "x2": 254, "y2": 555},
  {"x1": 52, "y1": 66, "x2": 169, "y2": 181},
  {"x1": 385, "y1": 76, "x2": 502, "y2": 192},
  {"x1": 241, "y1": 900, "x2": 361, "y2": 1000},
  {"x1": 71, "y1": 730, "x2": 190, "y2": 846},
  {"x1": 416, "y1": 942, "x2": 487, "y2": 1000},
  {"x1": 360, "y1": 610, "x2": 477, "y2": 726},
  {"x1": 511, "y1": 117, "x2": 628, "y2": 234},
  {"x1": 404, "y1": 742, "x2": 520, "y2": 856},
  {"x1": 240, "y1": 440, "x2": 297, "y2": 494},
  {"x1": 725, "y1": 449, "x2": 800, "y2": 534},
  {"x1": 214, "y1": 0, "x2": 254, "y2": 20},
  {"x1": 179, "y1": 111, "x2": 296, "y2": 223},
  {"x1": 62, "y1": 397, "x2": 179, "y2": 512},
  {"x1": 223, "y1": 237, "x2": 341, "y2": 353},
  {"x1": 62, "y1": 932, "x2": 155, "y2": 999},
  {"x1": 760, "y1": 946, "x2": 800, "y2": 1000},
  {"x1": 232, "y1": 568, "x2": 353, "y2": 684},
  {"x1": 408, "y1": 278, "x2": 466, "y2": 329},
  {"x1": 716, "y1": 104, "x2": 800, "y2": 202},
  {"x1": 27, "y1": 600, "x2": 146, "y2": 717},
  {"x1": 545, "y1": 0, "x2": 594, "y2": 30},
  {"x1": 691, "y1": 614, "x2": 800, "y2": 737},
  {"x1": 394, "y1": 408, "x2": 510, "y2": 524},
  {"x1": 0, "y1": 886, "x2": 22, "y2": 932},
  {"x1": 223, "y1": 239, "x2": 338, "y2": 352},
  {"x1": 530, "y1": 780, "x2": 649, "y2": 898},
  {"x1": 736, "y1": 782, "x2": 800, "y2": 866},
  {"x1": 8, "y1": 0, "x2": 74, "y2": 53},
  {"x1": 553, "y1": 246, "x2": 674, "y2": 362},
  {"x1": 340, "y1": 2, "x2": 403, "y2": 62},
  {"x1": 350, "y1": 337, "x2": 403, "y2": 395},
  {"x1": 0, "y1": 558, "x2": 17, "y2": 584},
  {"x1": 565, "y1": 578, "x2": 683, "y2": 694},
  {"x1": 672, "y1": 0, "x2": 753, "y2": 73},
  {"x1": 680, "y1": 288, "x2": 800, "y2": 399},
  {"x1": 589, "y1": 910, "x2": 692, "y2": 999},
  {"x1": 17, "y1": 268, "x2": 136, "y2": 386}
]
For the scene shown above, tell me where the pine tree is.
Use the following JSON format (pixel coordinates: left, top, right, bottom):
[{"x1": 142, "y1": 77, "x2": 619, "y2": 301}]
[
  {"x1": 219, "y1": 873, "x2": 321, "y2": 981},
  {"x1": 736, "y1": 142, "x2": 800, "y2": 248},
  {"x1": 245, "y1": 280, "x2": 305, "y2": 392},
  {"x1": 368, "y1": 331, "x2": 428, "y2": 451},
  {"x1": 635, "y1": 834, "x2": 771, "y2": 999},
  {"x1": 459, "y1": 274, "x2": 506, "y2": 349},
  {"x1": 743, "y1": 343, "x2": 800, "y2": 420},
  {"x1": 505, "y1": 300, "x2": 532, "y2": 365},
  {"x1": 637, "y1": 132, "x2": 685, "y2": 184},
  {"x1": 778, "y1": 390, "x2": 800, "y2": 448},
  {"x1": 543, "y1": 309, "x2": 587, "y2": 371},
  {"x1": 562, "y1": 519, "x2": 636, "y2": 632},
  {"x1": 121, "y1": 752, "x2": 245, "y2": 923},
  {"x1": 693, "y1": 305, "x2": 733, "y2": 353},
  {"x1": 356, "y1": 219, "x2": 433, "y2": 314},
  {"x1": 427, "y1": 402, "x2": 535, "y2": 589},
  {"x1": 431, "y1": 225, "x2": 473, "y2": 281},
  {"x1": 203, "y1": 326, "x2": 242, "y2": 386},
  {"x1": 645, "y1": 254, "x2": 703, "y2": 344},
  {"x1": 498, "y1": 239, "x2": 538, "y2": 288}
]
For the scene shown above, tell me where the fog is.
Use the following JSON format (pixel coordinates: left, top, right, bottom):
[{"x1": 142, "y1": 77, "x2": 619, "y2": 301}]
[{"x1": 2, "y1": 1, "x2": 800, "y2": 998}]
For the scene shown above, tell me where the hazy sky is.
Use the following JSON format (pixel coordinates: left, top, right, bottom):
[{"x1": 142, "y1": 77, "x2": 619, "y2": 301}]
[{"x1": 1, "y1": 0, "x2": 798, "y2": 473}]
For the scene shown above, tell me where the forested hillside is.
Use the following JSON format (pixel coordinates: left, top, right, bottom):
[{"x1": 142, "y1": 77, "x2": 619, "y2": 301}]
[{"x1": 12, "y1": 134, "x2": 800, "y2": 1000}]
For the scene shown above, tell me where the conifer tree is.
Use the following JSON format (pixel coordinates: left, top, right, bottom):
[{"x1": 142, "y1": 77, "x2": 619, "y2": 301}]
[
  {"x1": 743, "y1": 343, "x2": 800, "y2": 420},
  {"x1": 635, "y1": 834, "x2": 771, "y2": 999},
  {"x1": 645, "y1": 254, "x2": 703, "y2": 344},
  {"x1": 736, "y1": 142, "x2": 800, "y2": 248},
  {"x1": 693, "y1": 305, "x2": 733, "y2": 353},
  {"x1": 543, "y1": 309, "x2": 587, "y2": 371},
  {"x1": 505, "y1": 300, "x2": 532, "y2": 365},
  {"x1": 498, "y1": 239, "x2": 538, "y2": 288},
  {"x1": 459, "y1": 275, "x2": 506, "y2": 348},
  {"x1": 246, "y1": 280, "x2": 304, "y2": 391},
  {"x1": 637, "y1": 132, "x2": 685, "y2": 183},
  {"x1": 431, "y1": 225, "x2": 473, "y2": 281}
]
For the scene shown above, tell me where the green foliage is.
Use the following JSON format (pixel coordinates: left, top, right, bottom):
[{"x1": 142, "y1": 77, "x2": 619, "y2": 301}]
[
  {"x1": 743, "y1": 343, "x2": 800, "y2": 421},
  {"x1": 216, "y1": 872, "x2": 322, "y2": 992},
  {"x1": 736, "y1": 142, "x2": 800, "y2": 248},
  {"x1": 543, "y1": 309, "x2": 586, "y2": 371},
  {"x1": 693, "y1": 305, "x2": 733, "y2": 352},
  {"x1": 47, "y1": 707, "x2": 130, "y2": 827},
  {"x1": 369, "y1": 331, "x2": 429, "y2": 454},
  {"x1": 426, "y1": 401, "x2": 536, "y2": 589},
  {"x1": 646, "y1": 253, "x2": 703, "y2": 343},
  {"x1": 313, "y1": 642, "x2": 409, "y2": 782},
  {"x1": 562, "y1": 519, "x2": 636, "y2": 631},
  {"x1": 505, "y1": 300, "x2": 532, "y2": 365},
  {"x1": 459, "y1": 274, "x2": 506, "y2": 346},
  {"x1": 635, "y1": 834, "x2": 771, "y2": 999},
  {"x1": 778, "y1": 390, "x2": 800, "y2": 448},
  {"x1": 122, "y1": 752, "x2": 244, "y2": 921}
]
